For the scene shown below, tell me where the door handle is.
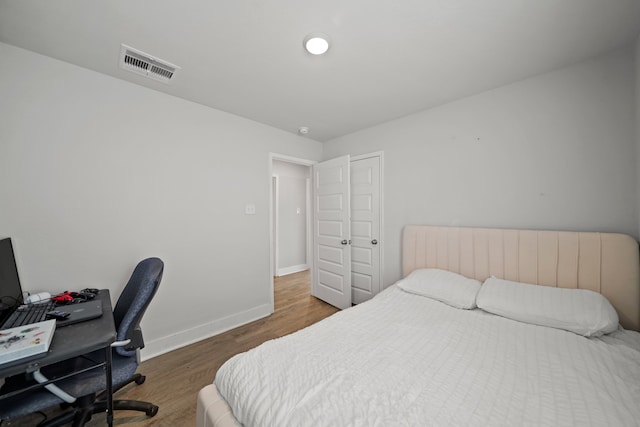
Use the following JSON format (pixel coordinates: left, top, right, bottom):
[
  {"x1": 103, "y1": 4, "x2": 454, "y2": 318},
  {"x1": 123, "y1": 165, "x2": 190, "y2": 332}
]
[
  {"x1": 371, "y1": 239, "x2": 378, "y2": 245},
  {"x1": 341, "y1": 240, "x2": 348, "y2": 245}
]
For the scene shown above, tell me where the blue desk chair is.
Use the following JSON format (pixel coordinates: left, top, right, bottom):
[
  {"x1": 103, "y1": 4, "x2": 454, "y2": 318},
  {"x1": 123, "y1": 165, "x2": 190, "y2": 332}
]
[{"x1": 0, "y1": 257, "x2": 164, "y2": 426}]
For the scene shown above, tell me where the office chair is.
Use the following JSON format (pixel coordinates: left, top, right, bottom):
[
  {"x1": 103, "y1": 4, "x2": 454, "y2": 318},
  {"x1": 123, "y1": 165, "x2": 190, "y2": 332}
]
[{"x1": 0, "y1": 257, "x2": 164, "y2": 426}]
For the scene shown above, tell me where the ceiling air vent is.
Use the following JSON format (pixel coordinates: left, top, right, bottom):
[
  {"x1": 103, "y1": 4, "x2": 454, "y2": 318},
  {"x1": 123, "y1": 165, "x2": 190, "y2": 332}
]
[{"x1": 119, "y1": 44, "x2": 180, "y2": 84}]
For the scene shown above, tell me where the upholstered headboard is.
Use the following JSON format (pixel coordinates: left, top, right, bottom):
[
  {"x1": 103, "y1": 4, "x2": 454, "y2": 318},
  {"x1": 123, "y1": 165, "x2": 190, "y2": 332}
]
[{"x1": 402, "y1": 226, "x2": 640, "y2": 331}]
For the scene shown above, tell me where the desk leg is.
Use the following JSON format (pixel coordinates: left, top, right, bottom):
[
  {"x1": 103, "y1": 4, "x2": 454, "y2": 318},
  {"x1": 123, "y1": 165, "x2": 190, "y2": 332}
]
[{"x1": 105, "y1": 346, "x2": 114, "y2": 427}]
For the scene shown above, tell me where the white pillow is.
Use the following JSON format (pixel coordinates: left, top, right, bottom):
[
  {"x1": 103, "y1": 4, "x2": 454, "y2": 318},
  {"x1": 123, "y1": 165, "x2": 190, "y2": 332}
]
[
  {"x1": 396, "y1": 268, "x2": 481, "y2": 309},
  {"x1": 476, "y1": 277, "x2": 619, "y2": 337}
]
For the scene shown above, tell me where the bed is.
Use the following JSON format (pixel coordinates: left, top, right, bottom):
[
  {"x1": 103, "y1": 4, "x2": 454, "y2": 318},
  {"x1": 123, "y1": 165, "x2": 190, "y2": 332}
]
[{"x1": 197, "y1": 226, "x2": 640, "y2": 427}]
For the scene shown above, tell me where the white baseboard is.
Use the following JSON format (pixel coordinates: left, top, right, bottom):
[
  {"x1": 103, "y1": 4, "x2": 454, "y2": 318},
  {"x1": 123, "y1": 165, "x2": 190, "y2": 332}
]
[
  {"x1": 276, "y1": 264, "x2": 309, "y2": 277},
  {"x1": 140, "y1": 303, "x2": 272, "y2": 361}
]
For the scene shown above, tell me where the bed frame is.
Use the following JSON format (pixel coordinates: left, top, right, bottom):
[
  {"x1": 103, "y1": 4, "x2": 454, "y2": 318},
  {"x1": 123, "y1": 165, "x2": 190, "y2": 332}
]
[
  {"x1": 402, "y1": 226, "x2": 640, "y2": 330},
  {"x1": 197, "y1": 225, "x2": 640, "y2": 427}
]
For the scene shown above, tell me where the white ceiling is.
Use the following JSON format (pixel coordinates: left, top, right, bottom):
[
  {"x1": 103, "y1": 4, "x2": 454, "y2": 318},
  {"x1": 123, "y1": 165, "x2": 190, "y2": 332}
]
[{"x1": 1, "y1": 0, "x2": 639, "y2": 142}]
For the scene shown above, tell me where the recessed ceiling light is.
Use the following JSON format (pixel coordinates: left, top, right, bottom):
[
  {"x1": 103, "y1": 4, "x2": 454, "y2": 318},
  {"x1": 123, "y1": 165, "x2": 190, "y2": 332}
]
[
  {"x1": 298, "y1": 126, "x2": 310, "y2": 135},
  {"x1": 303, "y1": 33, "x2": 330, "y2": 55}
]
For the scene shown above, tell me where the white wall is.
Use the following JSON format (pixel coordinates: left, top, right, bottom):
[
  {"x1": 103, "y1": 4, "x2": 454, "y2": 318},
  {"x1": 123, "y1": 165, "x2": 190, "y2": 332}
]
[
  {"x1": 272, "y1": 161, "x2": 310, "y2": 275},
  {"x1": 0, "y1": 43, "x2": 323, "y2": 358},
  {"x1": 325, "y1": 46, "x2": 638, "y2": 287}
]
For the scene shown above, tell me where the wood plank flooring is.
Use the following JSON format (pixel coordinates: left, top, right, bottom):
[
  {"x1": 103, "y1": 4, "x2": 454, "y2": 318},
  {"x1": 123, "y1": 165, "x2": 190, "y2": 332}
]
[{"x1": 24, "y1": 270, "x2": 338, "y2": 426}]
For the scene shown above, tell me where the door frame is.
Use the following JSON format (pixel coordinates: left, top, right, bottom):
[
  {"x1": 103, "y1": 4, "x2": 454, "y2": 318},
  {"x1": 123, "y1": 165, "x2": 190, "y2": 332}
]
[
  {"x1": 272, "y1": 175, "x2": 279, "y2": 275},
  {"x1": 268, "y1": 153, "x2": 316, "y2": 313},
  {"x1": 268, "y1": 151, "x2": 384, "y2": 313}
]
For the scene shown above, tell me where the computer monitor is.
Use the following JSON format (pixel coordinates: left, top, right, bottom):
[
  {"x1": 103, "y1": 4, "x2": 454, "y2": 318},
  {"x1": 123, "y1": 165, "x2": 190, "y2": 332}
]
[{"x1": 0, "y1": 237, "x2": 24, "y2": 324}]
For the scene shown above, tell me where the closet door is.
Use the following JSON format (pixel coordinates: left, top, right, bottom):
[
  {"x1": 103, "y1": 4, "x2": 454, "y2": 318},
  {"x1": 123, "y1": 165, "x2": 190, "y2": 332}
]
[
  {"x1": 311, "y1": 155, "x2": 352, "y2": 309},
  {"x1": 350, "y1": 155, "x2": 381, "y2": 303}
]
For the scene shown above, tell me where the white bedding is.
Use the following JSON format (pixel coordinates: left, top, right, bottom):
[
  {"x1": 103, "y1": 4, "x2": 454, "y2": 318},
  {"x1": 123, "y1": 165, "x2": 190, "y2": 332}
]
[{"x1": 214, "y1": 286, "x2": 640, "y2": 427}]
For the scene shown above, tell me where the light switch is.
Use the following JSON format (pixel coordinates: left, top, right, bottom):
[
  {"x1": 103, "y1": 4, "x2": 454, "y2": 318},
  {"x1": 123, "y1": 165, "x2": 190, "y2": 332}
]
[{"x1": 245, "y1": 204, "x2": 256, "y2": 215}]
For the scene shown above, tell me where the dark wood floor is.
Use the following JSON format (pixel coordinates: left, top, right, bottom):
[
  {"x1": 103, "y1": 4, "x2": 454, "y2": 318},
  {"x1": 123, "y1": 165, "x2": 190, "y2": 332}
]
[{"x1": 19, "y1": 270, "x2": 338, "y2": 426}]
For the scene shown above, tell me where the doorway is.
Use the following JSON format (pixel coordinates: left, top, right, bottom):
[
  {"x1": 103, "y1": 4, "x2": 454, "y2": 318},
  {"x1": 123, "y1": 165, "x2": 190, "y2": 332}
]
[
  {"x1": 269, "y1": 154, "x2": 315, "y2": 313},
  {"x1": 268, "y1": 152, "x2": 383, "y2": 313},
  {"x1": 272, "y1": 160, "x2": 312, "y2": 277}
]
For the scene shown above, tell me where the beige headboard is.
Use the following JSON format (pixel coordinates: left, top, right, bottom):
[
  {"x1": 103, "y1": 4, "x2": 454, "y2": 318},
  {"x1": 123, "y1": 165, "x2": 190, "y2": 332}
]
[{"x1": 402, "y1": 225, "x2": 640, "y2": 331}]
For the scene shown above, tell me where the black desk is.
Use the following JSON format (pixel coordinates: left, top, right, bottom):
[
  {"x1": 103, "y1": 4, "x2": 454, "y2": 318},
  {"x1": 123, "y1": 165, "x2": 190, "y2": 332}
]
[{"x1": 0, "y1": 290, "x2": 117, "y2": 425}]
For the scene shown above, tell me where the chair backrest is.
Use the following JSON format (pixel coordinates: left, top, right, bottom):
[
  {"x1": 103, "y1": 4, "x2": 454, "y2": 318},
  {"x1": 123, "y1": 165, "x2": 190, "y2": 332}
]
[{"x1": 112, "y1": 257, "x2": 164, "y2": 357}]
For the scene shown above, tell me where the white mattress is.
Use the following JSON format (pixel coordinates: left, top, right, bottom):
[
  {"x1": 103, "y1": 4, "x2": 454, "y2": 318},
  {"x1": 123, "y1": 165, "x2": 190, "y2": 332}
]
[{"x1": 214, "y1": 286, "x2": 640, "y2": 426}]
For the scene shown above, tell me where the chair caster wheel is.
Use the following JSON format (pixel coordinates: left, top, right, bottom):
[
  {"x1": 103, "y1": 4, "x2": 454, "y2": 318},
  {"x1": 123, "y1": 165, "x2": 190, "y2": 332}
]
[
  {"x1": 135, "y1": 375, "x2": 146, "y2": 385},
  {"x1": 146, "y1": 405, "x2": 159, "y2": 416}
]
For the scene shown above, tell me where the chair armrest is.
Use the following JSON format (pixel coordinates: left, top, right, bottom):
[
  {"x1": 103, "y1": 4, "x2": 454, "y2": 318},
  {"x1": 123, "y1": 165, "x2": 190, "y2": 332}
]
[{"x1": 111, "y1": 339, "x2": 132, "y2": 348}]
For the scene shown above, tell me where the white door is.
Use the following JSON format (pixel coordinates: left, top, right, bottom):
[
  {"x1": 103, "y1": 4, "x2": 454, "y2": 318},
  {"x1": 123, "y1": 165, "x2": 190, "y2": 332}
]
[
  {"x1": 350, "y1": 155, "x2": 381, "y2": 303},
  {"x1": 312, "y1": 155, "x2": 352, "y2": 309}
]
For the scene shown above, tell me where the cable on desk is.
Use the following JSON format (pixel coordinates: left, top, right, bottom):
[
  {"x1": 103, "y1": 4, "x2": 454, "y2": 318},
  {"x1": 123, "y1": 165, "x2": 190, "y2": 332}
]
[{"x1": 33, "y1": 369, "x2": 76, "y2": 404}]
